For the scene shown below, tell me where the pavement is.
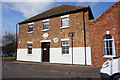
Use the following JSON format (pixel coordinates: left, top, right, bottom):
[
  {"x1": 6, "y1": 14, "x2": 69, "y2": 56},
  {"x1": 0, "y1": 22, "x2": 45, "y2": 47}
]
[{"x1": 2, "y1": 60, "x2": 102, "y2": 79}]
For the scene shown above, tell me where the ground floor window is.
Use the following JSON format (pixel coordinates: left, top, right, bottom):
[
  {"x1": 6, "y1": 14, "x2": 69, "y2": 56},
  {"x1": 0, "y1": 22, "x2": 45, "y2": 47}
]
[
  {"x1": 28, "y1": 43, "x2": 32, "y2": 54},
  {"x1": 103, "y1": 35, "x2": 115, "y2": 56},
  {"x1": 62, "y1": 41, "x2": 69, "y2": 54}
]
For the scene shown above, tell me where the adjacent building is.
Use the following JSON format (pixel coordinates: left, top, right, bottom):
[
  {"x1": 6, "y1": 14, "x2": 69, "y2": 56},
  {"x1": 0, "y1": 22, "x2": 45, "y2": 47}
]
[
  {"x1": 17, "y1": 1, "x2": 120, "y2": 65},
  {"x1": 90, "y1": 1, "x2": 120, "y2": 65}
]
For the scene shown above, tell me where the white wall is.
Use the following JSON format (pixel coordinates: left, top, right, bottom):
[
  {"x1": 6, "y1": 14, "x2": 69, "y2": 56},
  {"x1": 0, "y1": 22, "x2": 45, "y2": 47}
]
[
  {"x1": 50, "y1": 48, "x2": 72, "y2": 64},
  {"x1": 17, "y1": 47, "x2": 91, "y2": 65},
  {"x1": 17, "y1": 48, "x2": 41, "y2": 62},
  {"x1": 50, "y1": 47, "x2": 91, "y2": 65}
]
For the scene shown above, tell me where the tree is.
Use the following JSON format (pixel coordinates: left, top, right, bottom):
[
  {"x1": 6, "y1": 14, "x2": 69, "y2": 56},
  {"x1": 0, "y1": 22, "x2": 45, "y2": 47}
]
[{"x1": 2, "y1": 32, "x2": 17, "y2": 56}]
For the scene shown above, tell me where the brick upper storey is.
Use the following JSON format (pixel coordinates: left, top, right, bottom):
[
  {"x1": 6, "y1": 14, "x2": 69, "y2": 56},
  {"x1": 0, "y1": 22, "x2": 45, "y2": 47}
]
[{"x1": 18, "y1": 4, "x2": 94, "y2": 49}]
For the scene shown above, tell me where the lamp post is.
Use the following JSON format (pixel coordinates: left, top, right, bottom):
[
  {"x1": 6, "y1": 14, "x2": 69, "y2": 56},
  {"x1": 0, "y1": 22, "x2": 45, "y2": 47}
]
[{"x1": 68, "y1": 32, "x2": 75, "y2": 65}]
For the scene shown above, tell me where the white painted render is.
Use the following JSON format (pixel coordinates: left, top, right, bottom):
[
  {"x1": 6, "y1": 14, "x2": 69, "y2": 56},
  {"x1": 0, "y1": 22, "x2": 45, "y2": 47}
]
[
  {"x1": 50, "y1": 48, "x2": 72, "y2": 64},
  {"x1": 17, "y1": 47, "x2": 91, "y2": 65},
  {"x1": 50, "y1": 47, "x2": 91, "y2": 65},
  {"x1": 17, "y1": 48, "x2": 41, "y2": 62}
]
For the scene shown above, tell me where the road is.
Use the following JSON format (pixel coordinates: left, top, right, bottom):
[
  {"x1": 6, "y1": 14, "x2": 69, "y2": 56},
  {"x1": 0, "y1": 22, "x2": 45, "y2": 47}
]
[{"x1": 2, "y1": 60, "x2": 101, "y2": 79}]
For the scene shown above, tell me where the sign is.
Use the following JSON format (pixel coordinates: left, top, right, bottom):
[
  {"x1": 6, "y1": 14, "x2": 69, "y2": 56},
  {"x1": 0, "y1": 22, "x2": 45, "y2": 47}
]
[
  {"x1": 53, "y1": 37, "x2": 58, "y2": 43},
  {"x1": 19, "y1": 41, "x2": 20, "y2": 44},
  {"x1": 43, "y1": 33, "x2": 49, "y2": 38}
]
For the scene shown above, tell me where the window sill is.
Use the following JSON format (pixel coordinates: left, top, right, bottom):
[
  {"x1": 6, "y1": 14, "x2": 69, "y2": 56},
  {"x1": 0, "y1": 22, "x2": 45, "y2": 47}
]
[
  {"x1": 42, "y1": 29, "x2": 49, "y2": 32},
  {"x1": 27, "y1": 54, "x2": 32, "y2": 56},
  {"x1": 61, "y1": 54, "x2": 70, "y2": 56},
  {"x1": 60, "y1": 26, "x2": 69, "y2": 29},
  {"x1": 27, "y1": 31, "x2": 33, "y2": 34},
  {"x1": 103, "y1": 55, "x2": 115, "y2": 58}
]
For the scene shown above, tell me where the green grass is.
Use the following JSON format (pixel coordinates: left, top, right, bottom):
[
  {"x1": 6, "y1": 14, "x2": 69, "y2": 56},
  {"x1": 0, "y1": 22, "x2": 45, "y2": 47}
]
[{"x1": 1, "y1": 57, "x2": 16, "y2": 60}]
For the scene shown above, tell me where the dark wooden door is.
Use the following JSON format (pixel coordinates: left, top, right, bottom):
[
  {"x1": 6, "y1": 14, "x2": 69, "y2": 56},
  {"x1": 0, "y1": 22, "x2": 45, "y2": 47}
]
[{"x1": 42, "y1": 42, "x2": 50, "y2": 62}]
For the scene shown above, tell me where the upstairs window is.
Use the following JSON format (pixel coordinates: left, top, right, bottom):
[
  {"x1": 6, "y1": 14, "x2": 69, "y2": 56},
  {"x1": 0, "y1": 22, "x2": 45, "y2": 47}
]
[
  {"x1": 28, "y1": 22, "x2": 34, "y2": 32},
  {"x1": 43, "y1": 21, "x2": 49, "y2": 29},
  {"x1": 103, "y1": 35, "x2": 115, "y2": 57},
  {"x1": 28, "y1": 43, "x2": 32, "y2": 54},
  {"x1": 61, "y1": 40, "x2": 69, "y2": 54},
  {"x1": 61, "y1": 15, "x2": 69, "y2": 28},
  {"x1": 43, "y1": 19, "x2": 49, "y2": 31}
]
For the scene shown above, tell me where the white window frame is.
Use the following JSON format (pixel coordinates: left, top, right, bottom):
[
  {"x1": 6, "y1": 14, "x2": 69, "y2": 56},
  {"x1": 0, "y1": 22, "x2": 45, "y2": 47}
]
[
  {"x1": 27, "y1": 41, "x2": 33, "y2": 55},
  {"x1": 41, "y1": 40, "x2": 51, "y2": 42},
  {"x1": 42, "y1": 19, "x2": 49, "y2": 31},
  {"x1": 103, "y1": 35, "x2": 115, "y2": 58},
  {"x1": 61, "y1": 15, "x2": 69, "y2": 29},
  {"x1": 27, "y1": 22, "x2": 34, "y2": 33},
  {"x1": 61, "y1": 38, "x2": 69, "y2": 55},
  {"x1": 61, "y1": 38, "x2": 69, "y2": 41}
]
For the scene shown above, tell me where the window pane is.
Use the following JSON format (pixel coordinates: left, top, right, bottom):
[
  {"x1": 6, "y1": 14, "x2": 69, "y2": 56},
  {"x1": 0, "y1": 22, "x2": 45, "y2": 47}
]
[
  {"x1": 62, "y1": 46, "x2": 65, "y2": 54},
  {"x1": 62, "y1": 50, "x2": 65, "y2": 54},
  {"x1": 43, "y1": 21, "x2": 49, "y2": 29},
  {"x1": 104, "y1": 48, "x2": 107, "y2": 55},
  {"x1": 109, "y1": 40, "x2": 113, "y2": 48},
  {"x1": 62, "y1": 41, "x2": 69, "y2": 46},
  {"x1": 62, "y1": 21, "x2": 66, "y2": 27},
  {"x1": 28, "y1": 43, "x2": 32, "y2": 54},
  {"x1": 62, "y1": 17, "x2": 68, "y2": 21},
  {"x1": 66, "y1": 50, "x2": 69, "y2": 54},
  {"x1": 62, "y1": 17, "x2": 69, "y2": 27},
  {"x1": 28, "y1": 48, "x2": 32, "y2": 54},
  {"x1": 44, "y1": 21, "x2": 49, "y2": 25},
  {"x1": 103, "y1": 35, "x2": 112, "y2": 39},
  {"x1": 103, "y1": 41, "x2": 106, "y2": 47},
  {"x1": 106, "y1": 41, "x2": 108, "y2": 48},
  {"x1": 103, "y1": 35, "x2": 115, "y2": 56},
  {"x1": 66, "y1": 46, "x2": 69, "y2": 54},
  {"x1": 62, "y1": 41, "x2": 69, "y2": 54},
  {"x1": 66, "y1": 46, "x2": 69, "y2": 49},
  {"x1": 28, "y1": 43, "x2": 32, "y2": 46},
  {"x1": 43, "y1": 25, "x2": 48, "y2": 29},
  {"x1": 107, "y1": 47, "x2": 109, "y2": 55},
  {"x1": 110, "y1": 48, "x2": 113, "y2": 55},
  {"x1": 29, "y1": 27, "x2": 33, "y2": 32},
  {"x1": 62, "y1": 46, "x2": 65, "y2": 50}
]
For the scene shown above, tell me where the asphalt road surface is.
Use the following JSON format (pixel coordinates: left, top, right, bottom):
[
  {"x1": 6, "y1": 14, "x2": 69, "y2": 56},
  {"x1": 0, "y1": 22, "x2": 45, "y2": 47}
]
[{"x1": 2, "y1": 60, "x2": 102, "y2": 79}]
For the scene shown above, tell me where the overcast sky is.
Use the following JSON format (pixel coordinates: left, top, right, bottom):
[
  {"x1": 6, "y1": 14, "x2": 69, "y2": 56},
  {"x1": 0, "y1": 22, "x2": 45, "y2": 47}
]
[{"x1": 2, "y1": 1, "x2": 116, "y2": 35}]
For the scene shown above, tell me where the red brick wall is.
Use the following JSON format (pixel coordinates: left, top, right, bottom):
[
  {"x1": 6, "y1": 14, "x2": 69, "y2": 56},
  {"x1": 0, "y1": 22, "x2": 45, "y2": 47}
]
[
  {"x1": 18, "y1": 11, "x2": 90, "y2": 49},
  {"x1": 118, "y1": 3, "x2": 120, "y2": 55},
  {"x1": 90, "y1": 2, "x2": 120, "y2": 65}
]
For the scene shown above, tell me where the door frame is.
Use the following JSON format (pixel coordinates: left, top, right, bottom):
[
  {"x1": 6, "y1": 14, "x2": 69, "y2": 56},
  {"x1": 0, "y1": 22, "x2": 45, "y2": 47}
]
[{"x1": 41, "y1": 40, "x2": 51, "y2": 62}]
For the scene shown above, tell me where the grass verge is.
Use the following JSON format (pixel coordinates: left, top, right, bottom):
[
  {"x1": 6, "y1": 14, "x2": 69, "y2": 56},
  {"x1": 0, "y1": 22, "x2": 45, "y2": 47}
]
[{"x1": 1, "y1": 57, "x2": 16, "y2": 60}]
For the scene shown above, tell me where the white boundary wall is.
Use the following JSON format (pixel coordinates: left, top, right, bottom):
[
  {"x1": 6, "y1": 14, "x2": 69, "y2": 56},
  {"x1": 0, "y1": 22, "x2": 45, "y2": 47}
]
[{"x1": 17, "y1": 47, "x2": 91, "y2": 65}]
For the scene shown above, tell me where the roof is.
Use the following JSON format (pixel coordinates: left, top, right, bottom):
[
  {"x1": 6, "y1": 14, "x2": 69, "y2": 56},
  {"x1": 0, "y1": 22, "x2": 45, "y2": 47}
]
[
  {"x1": 90, "y1": 1, "x2": 120, "y2": 25},
  {"x1": 19, "y1": 4, "x2": 92, "y2": 24}
]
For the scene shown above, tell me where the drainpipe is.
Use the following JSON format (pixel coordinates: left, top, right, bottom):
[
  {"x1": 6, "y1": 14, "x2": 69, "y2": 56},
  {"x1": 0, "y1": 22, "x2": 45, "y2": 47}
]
[
  {"x1": 83, "y1": 11, "x2": 87, "y2": 66},
  {"x1": 16, "y1": 24, "x2": 18, "y2": 60}
]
